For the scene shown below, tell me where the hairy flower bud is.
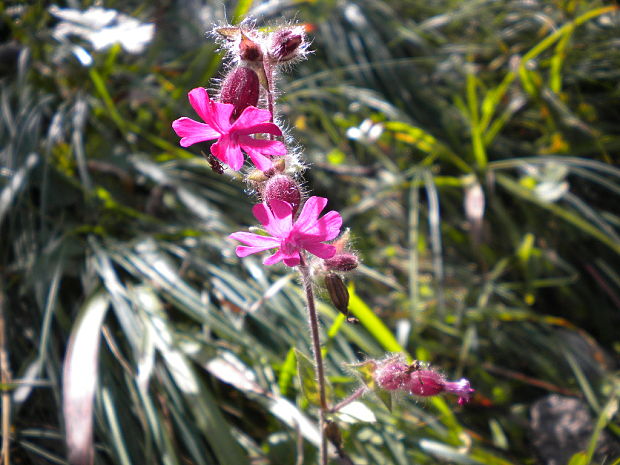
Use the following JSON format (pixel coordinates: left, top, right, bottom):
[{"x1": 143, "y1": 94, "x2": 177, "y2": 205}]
[
  {"x1": 262, "y1": 158, "x2": 286, "y2": 178},
  {"x1": 405, "y1": 370, "x2": 446, "y2": 397},
  {"x1": 323, "y1": 253, "x2": 359, "y2": 272},
  {"x1": 374, "y1": 359, "x2": 408, "y2": 390},
  {"x1": 262, "y1": 174, "x2": 301, "y2": 214},
  {"x1": 372, "y1": 355, "x2": 474, "y2": 405},
  {"x1": 270, "y1": 27, "x2": 306, "y2": 63},
  {"x1": 240, "y1": 33, "x2": 263, "y2": 63},
  {"x1": 219, "y1": 66, "x2": 260, "y2": 121}
]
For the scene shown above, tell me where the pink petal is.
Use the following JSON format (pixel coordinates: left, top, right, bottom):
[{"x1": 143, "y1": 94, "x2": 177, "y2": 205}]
[
  {"x1": 212, "y1": 135, "x2": 244, "y2": 171},
  {"x1": 239, "y1": 138, "x2": 286, "y2": 171},
  {"x1": 236, "y1": 245, "x2": 274, "y2": 257},
  {"x1": 298, "y1": 210, "x2": 342, "y2": 240},
  {"x1": 229, "y1": 232, "x2": 280, "y2": 248},
  {"x1": 253, "y1": 201, "x2": 292, "y2": 238},
  {"x1": 188, "y1": 88, "x2": 232, "y2": 133},
  {"x1": 239, "y1": 137, "x2": 287, "y2": 156},
  {"x1": 234, "y1": 122, "x2": 283, "y2": 137},
  {"x1": 283, "y1": 255, "x2": 301, "y2": 267},
  {"x1": 244, "y1": 149, "x2": 273, "y2": 171},
  {"x1": 295, "y1": 197, "x2": 328, "y2": 230},
  {"x1": 172, "y1": 117, "x2": 220, "y2": 147},
  {"x1": 263, "y1": 249, "x2": 286, "y2": 265},
  {"x1": 208, "y1": 99, "x2": 234, "y2": 132},
  {"x1": 301, "y1": 241, "x2": 336, "y2": 259},
  {"x1": 233, "y1": 106, "x2": 275, "y2": 131},
  {"x1": 263, "y1": 248, "x2": 300, "y2": 267}
]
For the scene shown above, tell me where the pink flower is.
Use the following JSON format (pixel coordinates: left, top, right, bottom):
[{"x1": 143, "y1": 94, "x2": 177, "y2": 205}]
[
  {"x1": 172, "y1": 87, "x2": 286, "y2": 171},
  {"x1": 229, "y1": 196, "x2": 343, "y2": 267}
]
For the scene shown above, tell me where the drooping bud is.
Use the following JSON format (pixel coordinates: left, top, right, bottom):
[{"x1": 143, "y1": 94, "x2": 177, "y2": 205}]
[
  {"x1": 374, "y1": 357, "x2": 408, "y2": 390},
  {"x1": 404, "y1": 370, "x2": 446, "y2": 397},
  {"x1": 219, "y1": 66, "x2": 260, "y2": 121},
  {"x1": 323, "y1": 253, "x2": 359, "y2": 272},
  {"x1": 239, "y1": 33, "x2": 263, "y2": 63},
  {"x1": 262, "y1": 174, "x2": 301, "y2": 214},
  {"x1": 372, "y1": 355, "x2": 474, "y2": 405},
  {"x1": 325, "y1": 273, "x2": 358, "y2": 323},
  {"x1": 270, "y1": 27, "x2": 306, "y2": 63}
]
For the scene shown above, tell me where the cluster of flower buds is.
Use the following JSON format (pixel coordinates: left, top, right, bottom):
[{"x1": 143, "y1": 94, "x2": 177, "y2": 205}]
[{"x1": 373, "y1": 355, "x2": 474, "y2": 405}]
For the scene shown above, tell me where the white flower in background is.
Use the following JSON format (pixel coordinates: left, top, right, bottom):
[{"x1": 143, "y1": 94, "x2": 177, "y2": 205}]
[
  {"x1": 520, "y1": 162, "x2": 569, "y2": 203},
  {"x1": 49, "y1": 5, "x2": 155, "y2": 65},
  {"x1": 346, "y1": 119, "x2": 383, "y2": 144}
]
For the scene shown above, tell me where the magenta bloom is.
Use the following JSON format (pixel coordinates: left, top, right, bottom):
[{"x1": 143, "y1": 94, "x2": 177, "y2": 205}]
[
  {"x1": 229, "y1": 196, "x2": 343, "y2": 267},
  {"x1": 172, "y1": 87, "x2": 286, "y2": 171}
]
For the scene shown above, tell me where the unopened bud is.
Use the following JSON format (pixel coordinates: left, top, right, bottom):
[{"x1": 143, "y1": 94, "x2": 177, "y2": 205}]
[
  {"x1": 262, "y1": 158, "x2": 286, "y2": 178},
  {"x1": 247, "y1": 169, "x2": 269, "y2": 184},
  {"x1": 374, "y1": 358, "x2": 408, "y2": 390},
  {"x1": 263, "y1": 174, "x2": 301, "y2": 214},
  {"x1": 270, "y1": 27, "x2": 305, "y2": 63},
  {"x1": 220, "y1": 66, "x2": 260, "y2": 121},
  {"x1": 324, "y1": 420, "x2": 342, "y2": 449},
  {"x1": 240, "y1": 34, "x2": 263, "y2": 63},
  {"x1": 325, "y1": 273, "x2": 358, "y2": 323},
  {"x1": 323, "y1": 253, "x2": 359, "y2": 272},
  {"x1": 405, "y1": 370, "x2": 445, "y2": 397},
  {"x1": 372, "y1": 355, "x2": 474, "y2": 404}
]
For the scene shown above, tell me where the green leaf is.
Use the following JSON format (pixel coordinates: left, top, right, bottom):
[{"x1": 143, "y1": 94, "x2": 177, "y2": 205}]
[
  {"x1": 567, "y1": 452, "x2": 588, "y2": 465},
  {"x1": 295, "y1": 348, "x2": 332, "y2": 406}
]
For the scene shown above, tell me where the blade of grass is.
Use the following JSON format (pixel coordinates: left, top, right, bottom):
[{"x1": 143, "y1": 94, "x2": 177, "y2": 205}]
[{"x1": 347, "y1": 284, "x2": 407, "y2": 356}]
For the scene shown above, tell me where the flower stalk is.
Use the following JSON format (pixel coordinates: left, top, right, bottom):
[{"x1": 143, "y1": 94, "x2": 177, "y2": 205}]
[{"x1": 298, "y1": 254, "x2": 328, "y2": 465}]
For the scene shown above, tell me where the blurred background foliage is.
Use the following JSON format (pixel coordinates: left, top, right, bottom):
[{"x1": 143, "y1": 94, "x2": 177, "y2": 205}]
[{"x1": 1, "y1": 0, "x2": 619, "y2": 464}]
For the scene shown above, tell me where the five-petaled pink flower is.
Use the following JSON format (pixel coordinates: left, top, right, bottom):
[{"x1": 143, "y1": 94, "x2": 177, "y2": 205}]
[
  {"x1": 172, "y1": 87, "x2": 286, "y2": 171},
  {"x1": 229, "y1": 196, "x2": 343, "y2": 267}
]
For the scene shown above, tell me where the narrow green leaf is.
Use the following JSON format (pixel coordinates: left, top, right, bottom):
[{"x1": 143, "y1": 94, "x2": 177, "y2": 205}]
[
  {"x1": 295, "y1": 348, "x2": 322, "y2": 406},
  {"x1": 278, "y1": 347, "x2": 297, "y2": 397}
]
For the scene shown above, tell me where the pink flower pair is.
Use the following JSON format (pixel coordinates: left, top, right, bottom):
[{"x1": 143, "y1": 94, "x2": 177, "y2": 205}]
[{"x1": 172, "y1": 87, "x2": 285, "y2": 171}]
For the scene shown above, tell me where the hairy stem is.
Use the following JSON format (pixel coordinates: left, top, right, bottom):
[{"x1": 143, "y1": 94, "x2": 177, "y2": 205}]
[
  {"x1": 329, "y1": 386, "x2": 367, "y2": 414},
  {"x1": 298, "y1": 255, "x2": 328, "y2": 465}
]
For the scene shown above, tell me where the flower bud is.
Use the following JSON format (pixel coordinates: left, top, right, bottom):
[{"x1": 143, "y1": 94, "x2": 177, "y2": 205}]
[
  {"x1": 372, "y1": 355, "x2": 474, "y2": 405},
  {"x1": 270, "y1": 27, "x2": 306, "y2": 63},
  {"x1": 219, "y1": 66, "x2": 260, "y2": 121},
  {"x1": 247, "y1": 169, "x2": 269, "y2": 184},
  {"x1": 404, "y1": 370, "x2": 445, "y2": 397},
  {"x1": 374, "y1": 358, "x2": 408, "y2": 390},
  {"x1": 239, "y1": 33, "x2": 263, "y2": 63},
  {"x1": 325, "y1": 273, "x2": 350, "y2": 315},
  {"x1": 262, "y1": 158, "x2": 286, "y2": 178},
  {"x1": 262, "y1": 174, "x2": 301, "y2": 214},
  {"x1": 323, "y1": 253, "x2": 359, "y2": 272}
]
